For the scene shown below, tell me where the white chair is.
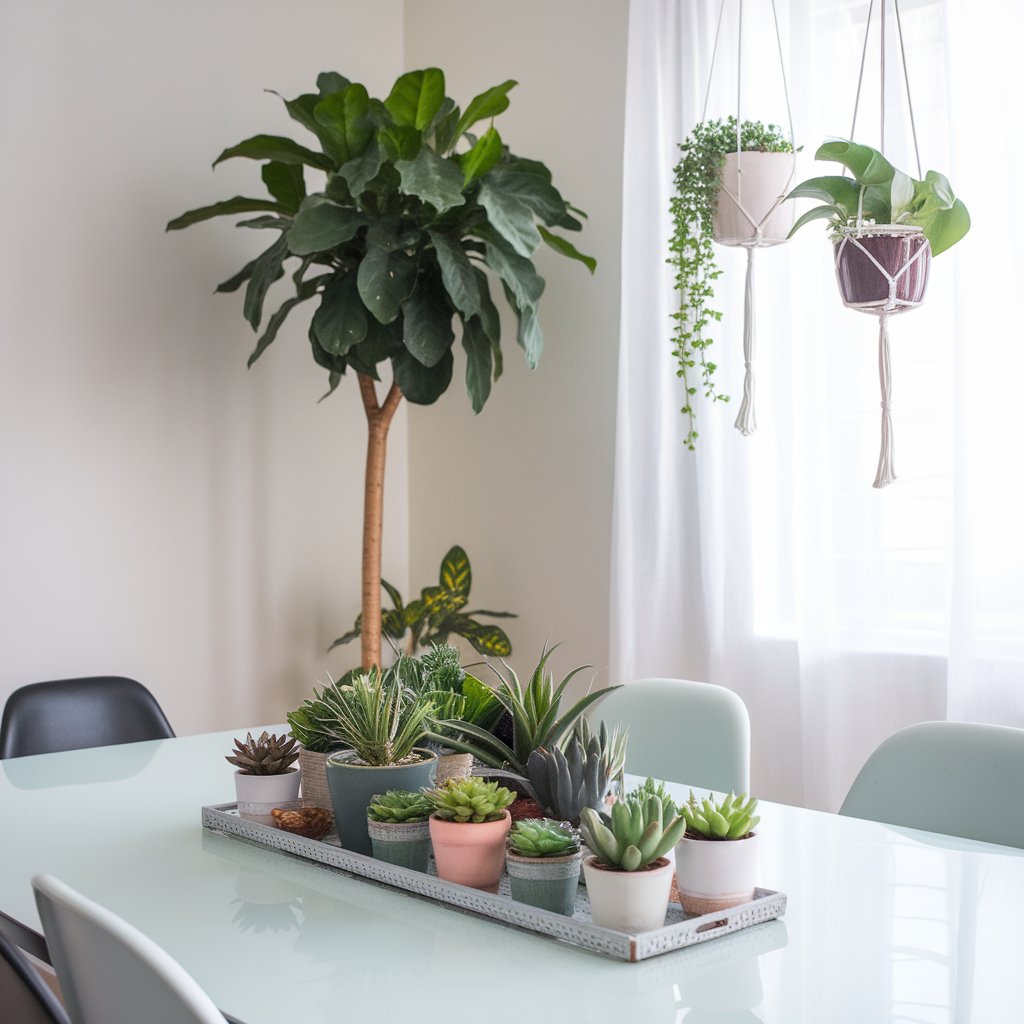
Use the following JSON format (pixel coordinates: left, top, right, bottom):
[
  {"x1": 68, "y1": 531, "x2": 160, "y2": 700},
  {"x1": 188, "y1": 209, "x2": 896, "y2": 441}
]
[
  {"x1": 592, "y1": 677, "x2": 751, "y2": 793},
  {"x1": 32, "y1": 875, "x2": 225, "y2": 1024}
]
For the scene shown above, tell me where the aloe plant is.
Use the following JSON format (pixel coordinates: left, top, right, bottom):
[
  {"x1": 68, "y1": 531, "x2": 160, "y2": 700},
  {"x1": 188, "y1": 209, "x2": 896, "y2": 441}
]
[
  {"x1": 680, "y1": 791, "x2": 760, "y2": 840},
  {"x1": 507, "y1": 818, "x2": 580, "y2": 858},
  {"x1": 367, "y1": 790, "x2": 433, "y2": 824},
  {"x1": 787, "y1": 139, "x2": 970, "y2": 255},
  {"x1": 579, "y1": 797, "x2": 687, "y2": 872}
]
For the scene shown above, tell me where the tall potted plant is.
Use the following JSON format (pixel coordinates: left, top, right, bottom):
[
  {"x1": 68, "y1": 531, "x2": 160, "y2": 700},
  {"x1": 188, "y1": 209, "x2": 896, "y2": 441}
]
[{"x1": 167, "y1": 68, "x2": 595, "y2": 669}]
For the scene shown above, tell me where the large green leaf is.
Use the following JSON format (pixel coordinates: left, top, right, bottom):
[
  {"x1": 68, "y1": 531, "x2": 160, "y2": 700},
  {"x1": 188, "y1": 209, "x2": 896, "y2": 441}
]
[
  {"x1": 453, "y1": 80, "x2": 517, "y2": 140},
  {"x1": 312, "y1": 273, "x2": 367, "y2": 355},
  {"x1": 378, "y1": 124, "x2": 422, "y2": 163},
  {"x1": 924, "y1": 198, "x2": 971, "y2": 256},
  {"x1": 352, "y1": 315, "x2": 404, "y2": 371},
  {"x1": 439, "y1": 545, "x2": 471, "y2": 596},
  {"x1": 243, "y1": 234, "x2": 290, "y2": 330},
  {"x1": 432, "y1": 99, "x2": 461, "y2": 154},
  {"x1": 429, "y1": 232, "x2": 480, "y2": 318},
  {"x1": 395, "y1": 147, "x2": 466, "y2": 213},
  {"x1": 392, "y1": 347, "x2": 454, "y2": 405},
  {"x1": 385, "y1": 68, "x2": 446, "y2": 130},
  {"x1": 449, "y1": 617, "x2": 512, "y2": 657},
  {"x1": 314, "y1": 85, "x2": 373, "y2": 165},
  {"x1": 261, "y1": 162, "x2": 306, "y2": 213},
  {"x1": 317, "y1": 71, "x2": 350, "y2": 95},
  {"x1": 786, "y1": 204, "x2": 841, "y2": 237},
  {"x1": 213, "y1": 134, "x2": 332, "y2": 172},
  {"x1": 478, "y1": 182, "x2": 541, "y2": 257},
  {"x1": 514, "y1": 303, "x2": 543, "y2": 367},
  {"x1": 215, "y1": 257, "x2": 258, "y2": 294},
  {"x1": 786, "y1": 175, "x2": 861, "y2": 213},
  {"x1": 484, "y1": 163, "x2": 567, "y2": 225},
  {"x1": 815, "y1": 139, "x2": 895, "y2": 187},
  {"x1": 357, "y1": 238, "x2": 417, "y2": 324},
  {"x1": 538, "y1": 226, "x2": 596, "y2": 273},
  {"x1": 166, "y1": 196, "x2": 284, "y2": 231},
  {"x1": 247, "y1": 281, "x2": 321, "y2": 367},
  {"x1": 481, "y1": 231, "x2": 545, "y2": 312},
  {"x1": 287, "y1": 198, "x2": 366, "y2": 255},
  {"x1": 472, "y1": 268, "x2": 501, "y2": 344},
  {"x1": 460, "y1": 126, "x2": 503, "y2": 185},
  {"x1": 339, "y1": 138, "x2": 385, "y2": 196},
  {"x1": 460, "y1": 315, "x2": 492, "y2": 413},
  {"x1": 401, "y1": 274, "x2": 455, "y2": 368}
]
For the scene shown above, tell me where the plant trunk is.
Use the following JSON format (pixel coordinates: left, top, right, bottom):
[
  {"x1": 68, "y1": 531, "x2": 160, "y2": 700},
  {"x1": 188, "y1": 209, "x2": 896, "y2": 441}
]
[{"x1": 358, "y1": 373, "x2": 403, "y2": 669}]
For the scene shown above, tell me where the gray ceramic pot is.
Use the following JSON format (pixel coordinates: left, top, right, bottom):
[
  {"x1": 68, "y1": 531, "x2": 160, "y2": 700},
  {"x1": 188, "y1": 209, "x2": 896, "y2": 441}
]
[
  {"x1": 367, "y1": 818, "x2": 432, "y2": 872},
  {"x1": 325, "y1": 748, "x2": 438, "y2": 856},
  {"x1": 505, "y1": 849, "x2": 582, "y2": 916}
]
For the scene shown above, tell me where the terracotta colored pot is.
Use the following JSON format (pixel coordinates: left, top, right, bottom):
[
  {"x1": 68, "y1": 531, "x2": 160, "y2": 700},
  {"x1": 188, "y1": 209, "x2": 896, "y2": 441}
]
[
  {"x1": 429, "y1": 811, "x2": 512, "y2": 892},
  {"x1": 833, "y1": 226, "x2": 931, "y2": 312},
  {"x1": 674, "y1": 832, "x2": 759, "y2": 915}
]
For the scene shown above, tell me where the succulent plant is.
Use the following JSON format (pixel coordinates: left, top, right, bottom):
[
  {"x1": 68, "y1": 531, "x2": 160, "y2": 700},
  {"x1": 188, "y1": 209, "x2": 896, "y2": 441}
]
[
  {"x1": 580, "y1": 796, "x2": 687, "y2": 872},
  {"x1": 225, "y1": 731, "x2": 299, "y2": 776},
  {"x1": 367, "y1": 790, "x2": 434, "y2": 824},
  {"x1": 419, "y1": 643, "x2": 466, "y2": 692},
  {"x1": 525, "y1": 718, "x2": 628, "y2": 825},
  {"x1": 425, "y1": 643, "x2": 620, "y2": 776},
  {"x1": 680, "y1": 791, "x2": 760, "y2": 840},
  {"x1": 626, "y1": 777, "x2": 678, "y2": 821},
  {"x1": 507, "y1": 818, "x2": 580, "y2": 858},
  {"x1": 567, "y1": 717, "x2": 628, "y2": 782},
  {"x1": 426, "y1": 777, "x2": 516, "y2": 823}
]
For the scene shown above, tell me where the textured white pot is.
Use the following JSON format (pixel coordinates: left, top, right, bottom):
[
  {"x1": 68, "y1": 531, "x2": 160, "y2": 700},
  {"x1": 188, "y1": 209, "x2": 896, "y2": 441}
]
[
  {"x1": 582, "y1": 855, "x2": 673, "y2": 933},
  {"x1": 712, "y1": 151, "x2": 795, "y2": 245},
  {"x1": 234, "y1": 769, "x2": 301, "y2": 825},
  {"x1": 674, "y1": 832, "x2": 759, "y2": 915}
]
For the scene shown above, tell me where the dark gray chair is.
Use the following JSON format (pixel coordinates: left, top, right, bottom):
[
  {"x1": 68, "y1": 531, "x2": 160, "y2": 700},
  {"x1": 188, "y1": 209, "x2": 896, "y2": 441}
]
[
  {"x1": 0, "y1": 929, "x2": 70, "y2": 1024},
  {"x1": 0, "y1": 677, "x2": 174, "y2": 759}
]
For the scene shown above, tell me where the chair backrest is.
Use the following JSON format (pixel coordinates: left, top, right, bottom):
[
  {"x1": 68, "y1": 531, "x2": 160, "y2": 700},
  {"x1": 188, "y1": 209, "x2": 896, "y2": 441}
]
[
  {"x1": 32, "y1": 875, "x2": 225, "y2": 1024},
  {"x1": 0, "y1": 677, "x2": 174, "y2": 759},
  {"x1": 0, "y1": 930, "x2": 70, "y2": 1024},
  {"x1": 840, "y1": 721, "x2": 1024, "y2": 849},
  {"x1": 592, "y1": 678, "x2": 750, "y2": 794}
]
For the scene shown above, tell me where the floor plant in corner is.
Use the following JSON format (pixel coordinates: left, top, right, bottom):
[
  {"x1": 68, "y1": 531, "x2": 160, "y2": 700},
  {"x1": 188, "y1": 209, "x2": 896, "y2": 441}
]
[{"x1": 167, "y1": 69, "x2": 595, "y2": 669}]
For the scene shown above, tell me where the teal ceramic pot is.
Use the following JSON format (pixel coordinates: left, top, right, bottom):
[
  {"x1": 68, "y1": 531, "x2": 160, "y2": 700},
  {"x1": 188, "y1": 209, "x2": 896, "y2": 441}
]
[
  {"x1": 367, "y1": 818, "x2": 432, "y2": 872},
  {"x1": 505, "y1": 849, "x2": 582, "y2": 916},
  {"x1": 325, "y1": 748, "x2": 438, "y2": 856}
]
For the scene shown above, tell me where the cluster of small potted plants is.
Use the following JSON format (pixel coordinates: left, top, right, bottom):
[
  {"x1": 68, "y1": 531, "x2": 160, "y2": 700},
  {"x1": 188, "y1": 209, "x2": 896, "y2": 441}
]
[{"x1": 225, "y1": 642, "x2": 764, "y2": 932}]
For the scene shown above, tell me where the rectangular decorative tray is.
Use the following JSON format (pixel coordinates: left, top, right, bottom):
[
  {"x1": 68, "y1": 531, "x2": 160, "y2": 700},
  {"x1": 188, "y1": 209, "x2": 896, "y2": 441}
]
[{"x1": 201, "y1": 803, "x2": 786, "y2": 962}]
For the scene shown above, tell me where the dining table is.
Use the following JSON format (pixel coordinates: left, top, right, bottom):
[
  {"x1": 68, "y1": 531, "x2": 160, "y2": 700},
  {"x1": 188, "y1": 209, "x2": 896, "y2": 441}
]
[{"x1": 2, "y1": 726, "x2": 1023, "y2": 1023}]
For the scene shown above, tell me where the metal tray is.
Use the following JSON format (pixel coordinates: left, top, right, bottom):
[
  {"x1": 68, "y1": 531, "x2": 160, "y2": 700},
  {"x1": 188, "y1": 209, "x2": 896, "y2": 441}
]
[{"x1": 201, "y1": 803, "x2": 786, "y2": 962}]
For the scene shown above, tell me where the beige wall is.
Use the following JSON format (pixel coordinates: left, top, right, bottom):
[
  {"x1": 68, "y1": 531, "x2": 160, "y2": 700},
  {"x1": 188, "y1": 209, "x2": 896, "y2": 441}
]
[
  {"x1": 0, "y1": 0, "x2": 407, "y2": 734},
  {"x1": 404, "y1": 0, "x2": 629, "y2": 687}
]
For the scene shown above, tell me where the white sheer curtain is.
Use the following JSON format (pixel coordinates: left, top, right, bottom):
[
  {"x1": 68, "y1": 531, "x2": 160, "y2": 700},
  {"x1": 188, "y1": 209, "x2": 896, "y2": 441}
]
[{"x1": 613, "y1": 0, "x2": 1024, "y2": 811}]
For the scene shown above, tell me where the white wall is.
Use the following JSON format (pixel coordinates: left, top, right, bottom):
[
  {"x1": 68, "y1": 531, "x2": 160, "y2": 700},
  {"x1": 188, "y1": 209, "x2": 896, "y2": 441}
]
[
  {"x1": 404, "y1": 0, "x2": 629, "y2": 688},
  {"x1": 0, "y1": 0, "x2": 407, "y2": 734}
]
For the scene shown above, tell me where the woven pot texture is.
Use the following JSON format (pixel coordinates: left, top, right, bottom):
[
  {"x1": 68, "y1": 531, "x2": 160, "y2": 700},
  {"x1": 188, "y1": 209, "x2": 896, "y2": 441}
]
[
  {"x1": 298, "y1": 748, "x2": 334, "y2": 824},
  {"x1": 435, "y1": 751, "x2": 474, "y2": 784}
]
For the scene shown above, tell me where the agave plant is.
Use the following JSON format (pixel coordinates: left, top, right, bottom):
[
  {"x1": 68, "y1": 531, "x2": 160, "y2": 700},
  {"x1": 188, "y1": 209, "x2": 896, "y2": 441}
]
[
  {"x1": 367, "y1": 790, "x2": 434, "y2": 824},
  {"x1": 424, "y1": 643, "x2": 620, "y2": 776},
  {"x1": 426, "y1": 777, "x2": 515, "y2": 823},
  {"x1": 225, "y1": 731, "x2": 299, "y2": 776},
  {"x1": 680, "y1": 791, "x2": 760, "y2": 840},
  {"x1": 507, "y1": 818, "x2": 580, "y2": 858},
  {"x1": 579, "y1": 797, "x2": 687, "y2": 872}
]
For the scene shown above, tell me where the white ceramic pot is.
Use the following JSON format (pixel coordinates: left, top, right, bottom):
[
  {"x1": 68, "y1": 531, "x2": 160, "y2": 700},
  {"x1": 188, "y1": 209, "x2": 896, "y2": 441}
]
[
  {"x1": 712, "y1": 151, "x2": 795, "y2": 246},
  {"x1": 582, "y1": 855, "x2": 673, "y2": 933},
  {"x1": 674, "y1": 832, "x2": 759, "y2": 915},
  {"x1": 234, "y1": 769, "x2": 301, "y2": 825}
]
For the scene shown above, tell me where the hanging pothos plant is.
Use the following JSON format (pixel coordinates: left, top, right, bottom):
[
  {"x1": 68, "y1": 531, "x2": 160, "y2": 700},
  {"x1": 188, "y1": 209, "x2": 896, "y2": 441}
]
[
  {"x1": 167, "y1": 68, "x2": 594, "y2": 669},
  {"x1": 668, "y1": 117, "x2": 794, "y2": 448}
]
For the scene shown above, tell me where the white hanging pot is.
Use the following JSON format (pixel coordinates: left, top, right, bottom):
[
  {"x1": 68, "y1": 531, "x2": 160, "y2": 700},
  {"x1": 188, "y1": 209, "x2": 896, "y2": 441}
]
[
  {"x1": 713, "y1": 151, "x2": 796, "y2": 246},
  {"x1": 674, "y1": 832, "x2": 758, "y2": 916}
]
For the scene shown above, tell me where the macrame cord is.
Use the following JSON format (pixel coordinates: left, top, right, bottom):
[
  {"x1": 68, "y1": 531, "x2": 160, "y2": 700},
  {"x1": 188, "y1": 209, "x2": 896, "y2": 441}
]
[{"x1": 701, "y1": 0, "x2": 796, "y2": 436}]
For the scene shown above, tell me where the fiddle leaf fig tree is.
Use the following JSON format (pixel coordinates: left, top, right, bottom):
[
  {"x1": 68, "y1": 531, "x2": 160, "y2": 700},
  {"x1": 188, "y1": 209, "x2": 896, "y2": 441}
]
[{"x1": 168, "y1": 68, "x2": 594, "y2": 669}]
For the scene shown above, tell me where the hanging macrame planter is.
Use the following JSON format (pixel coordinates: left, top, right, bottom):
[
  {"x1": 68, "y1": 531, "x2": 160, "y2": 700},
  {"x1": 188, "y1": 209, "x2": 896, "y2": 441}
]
[{"x1": 704, "y1": 0, "x2": 796, "y2": 437}]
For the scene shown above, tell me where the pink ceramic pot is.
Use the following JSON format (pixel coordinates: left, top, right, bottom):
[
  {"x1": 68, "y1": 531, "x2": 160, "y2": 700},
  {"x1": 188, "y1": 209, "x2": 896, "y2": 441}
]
[{"x1": 429, "y1": 811, "x2": 512, "y2": 892}]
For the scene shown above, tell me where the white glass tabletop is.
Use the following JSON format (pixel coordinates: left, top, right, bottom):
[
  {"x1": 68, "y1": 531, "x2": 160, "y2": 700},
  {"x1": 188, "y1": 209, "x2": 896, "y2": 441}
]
[{"x1": 2, "y1": 728, "x2": 1023, "y2": 1023}]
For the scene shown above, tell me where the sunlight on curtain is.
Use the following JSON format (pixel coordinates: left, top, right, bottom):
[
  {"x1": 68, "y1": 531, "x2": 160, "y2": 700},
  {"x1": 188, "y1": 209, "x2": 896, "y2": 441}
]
[{"x1": 613, "y1": 0, "x2": 1024, "y2": 810}]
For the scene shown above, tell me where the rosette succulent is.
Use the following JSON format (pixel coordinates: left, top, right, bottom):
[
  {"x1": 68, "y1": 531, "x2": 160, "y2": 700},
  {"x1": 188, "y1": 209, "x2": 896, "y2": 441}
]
[
  {"x1": 225, "y1": 731, "x2": 299, "y2": 776},
  {"x1": 427, "y1": 777, "x2": 515, "y2": 823},
  {"x1": 681, "y1": 791, "x2": 760, "y2": 840},
  {"x1": 367, "y1": 790, "x2": 433, "y2": 824},
  {"x1": 579, "y1": 796, "x2": 687, "y2": 872},
  {"x1": 626, "y1": 777, "x2": 678, "y2": 820},
  {"x1": 507, "y1": 818, "x2": 580, "y2": 858}
]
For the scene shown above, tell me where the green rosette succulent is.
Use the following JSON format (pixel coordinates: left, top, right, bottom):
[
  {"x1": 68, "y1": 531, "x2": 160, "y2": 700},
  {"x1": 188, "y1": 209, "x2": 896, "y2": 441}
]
[
  {"x1": 681, "y1": 791, "x2": 760, "y2": 840},
  {"x1": 580, "y1": 796, "x2": 687, "y2": 872},
  {"x1": 626, "y1": 777, "x2": 678, "y2": 821},
  {"x1": 507, "y1": 818, "x2": 580, "y2": 858},
  {"x1": 427, "y1": 777, "x2": 515, "y2": 823},
  {"x1": 367, "y1": 790, "x2": 433, "y2": 824}
]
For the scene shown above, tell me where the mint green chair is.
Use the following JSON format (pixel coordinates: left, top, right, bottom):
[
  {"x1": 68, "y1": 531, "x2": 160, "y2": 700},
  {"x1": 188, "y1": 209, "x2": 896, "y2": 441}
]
[
  {"x1": 592, "y1": 678, "x2": 750, "y2": 793},
  {"x1": 840, "y1": 721, "x2": 1024, "y2": 849}
]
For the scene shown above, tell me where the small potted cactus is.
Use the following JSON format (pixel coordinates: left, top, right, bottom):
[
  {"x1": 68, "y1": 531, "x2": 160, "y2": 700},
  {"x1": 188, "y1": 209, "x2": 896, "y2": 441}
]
[
  {"x1": 366, "y1": 790, "x2": 434, "y2": 872},
  {"x1": 505, "y1": 819, "x2": 582, "y2": 916},
  {"x1": 579, "y1": 797, "x2": 687, "y2": 933},
  {"x1": 675, "y1": 791, "x2": 761, "y2": 915},
  {"x1": 426, "y1": 777, "x2": 515, "y2": 892},
  {"x1": 226, "y1": 731, "x2": 301, "y2": 825}
]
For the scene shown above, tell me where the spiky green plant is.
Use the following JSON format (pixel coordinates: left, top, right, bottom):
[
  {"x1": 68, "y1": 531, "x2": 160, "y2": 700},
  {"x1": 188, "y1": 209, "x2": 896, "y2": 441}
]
[
  {"x1": 565, "y1": 717, "x2": 628, "y2": 781},
  {"x1": 367, "y1": 790, "x2": 434, "y2": 824},
  {"x1": 419, "y1": 643, "x2": 466, "y2": 691},
  {"x1": 580, "y1": 796, "x2": 687, "y2": 872},
  {"x1": 424, "y1": 683, "x2": 503, "y2": 747},
  {"x1": 681, "y1": 791, "x2": 760, "y2": 840},
  {"x1": 626, "y1": 777, "x2": 678, "y2": 821},
  {"x1": 226, "y1": 731, "x2": 299, "y2": 776},
  {"x1": 425, "y1": 643, "x2": 620, "y2": 775},
  {"x1": 426, "y1": 777, "x2": 515, "y2": 823},
  {"x1": 507, "y1": 818, "x2": 580, "y2": 858}
]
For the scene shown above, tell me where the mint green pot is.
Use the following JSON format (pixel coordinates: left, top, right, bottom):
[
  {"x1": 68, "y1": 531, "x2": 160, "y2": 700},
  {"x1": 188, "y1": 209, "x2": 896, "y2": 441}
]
[
  {"x1": 367, "y1": 818, "x2": 432, "y2": 872},
  {"x1": 506, "y1": 849, "x2": 582, "y2": 916},
  {"x1": 325, "y1": 748, "x2": 438, "y2": 856}
]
